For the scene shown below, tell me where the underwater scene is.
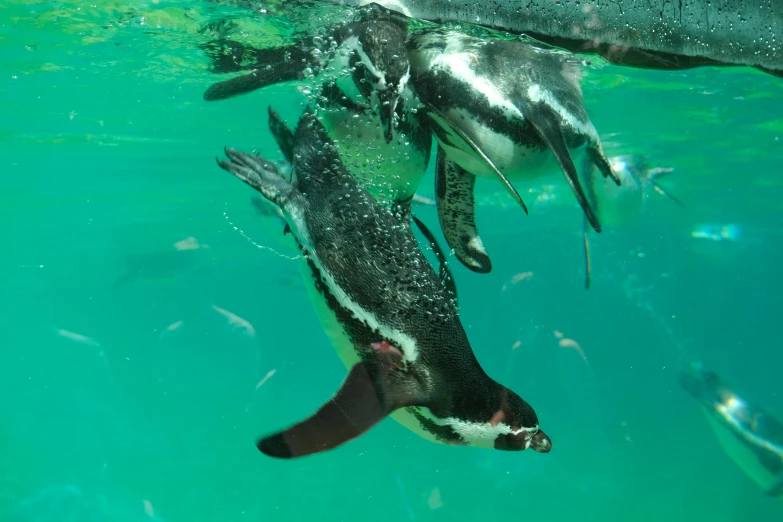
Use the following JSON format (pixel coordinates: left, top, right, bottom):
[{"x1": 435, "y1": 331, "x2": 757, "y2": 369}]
[{"x1": 2, "y1": 1, "x2": 782, "y2": 521}]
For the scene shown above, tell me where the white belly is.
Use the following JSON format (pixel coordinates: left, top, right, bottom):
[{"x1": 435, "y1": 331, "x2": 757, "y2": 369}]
[
  {"x1": 436, "y1": 108, "x2": 557, "y2": 182},
  {"x1": 704, "y1": 407, "x2": 782, "y2": 495}
]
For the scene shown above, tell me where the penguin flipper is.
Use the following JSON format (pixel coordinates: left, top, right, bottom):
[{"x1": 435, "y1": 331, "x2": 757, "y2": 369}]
[
  {"x1": 257, "y1": 360, "x2": 421, "y2": 459},
  {"x1": 217, "y1": 148, "x2": 294, "y2": 208},
  {"x1": 203, "y1": 42, "x2": 314, "y2": 101},
  {"x1": 427, "y1": 110, "x2": 528, "y2": 214},
  {"x1": 521, "y1": 101, "x2": 601, "y2": 233},
  {"x1": 583, "y1": 214, "x2": 592, "y2": 290},
  {"x1": 267, "y1": 106, "x2": 295, "y2": 165},
  {"x1": 435, "y1": 147, "x2": 492, "y2": 274},
  {"x1": 648, "y1": 169, "x2": 686, "y2": 208},
  {"x1": 411, "y1": 214, "x2": 459, "y2": 306}
]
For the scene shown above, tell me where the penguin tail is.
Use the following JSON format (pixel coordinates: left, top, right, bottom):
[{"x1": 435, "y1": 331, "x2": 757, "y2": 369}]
[
  {"x1": 217, "y1": 148, "x2": 295, "y2": 208},
  {"x1": 257, "y1": 356, "x2": 424, "y2": 459}
]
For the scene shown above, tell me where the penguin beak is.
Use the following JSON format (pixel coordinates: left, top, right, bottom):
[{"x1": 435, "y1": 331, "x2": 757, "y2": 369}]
[
  {"x1": 377, "y1": 86, "x2": 399, "y2": 144},
  {"x1": 530, "y1": 430, "x2": 552, "y2": 453}
]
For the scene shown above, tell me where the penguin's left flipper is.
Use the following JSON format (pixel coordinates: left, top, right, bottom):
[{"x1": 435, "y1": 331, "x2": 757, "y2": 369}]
[
  {"x1": 257, "y1": 359, "x2": 423, "y2": 459},
  {"x1": 435, "y1": 147, "x2": 492, "y2": 274},
  {"x1": 520, "y1": 100, "x2": 601, "y2": 233},
  {"x1": 411, "y1": 214, "x2": 459, "y2": 306},
  {"x1": 217, "y1": 148, "x2": 294, "y2": 208}
]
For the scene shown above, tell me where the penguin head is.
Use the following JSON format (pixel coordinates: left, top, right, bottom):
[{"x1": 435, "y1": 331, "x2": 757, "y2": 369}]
[
  {"x1": 487, "y1": 386, "x2": 551, "y2": 453},
  {"x1": 434, "y1": 384, "x2": 550, "y2": 453},
  {"x1": 349, "y1": 19, "x2": 411, "y2": 143}
]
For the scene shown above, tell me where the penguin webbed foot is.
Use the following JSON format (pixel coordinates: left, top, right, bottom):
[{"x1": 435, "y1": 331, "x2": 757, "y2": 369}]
[
  {"x1": 587, "y1": 144, "x2": 622, "y2": 186},
  {"x1": 217, "y1": 147, "x2": 294, "y2": 207}
]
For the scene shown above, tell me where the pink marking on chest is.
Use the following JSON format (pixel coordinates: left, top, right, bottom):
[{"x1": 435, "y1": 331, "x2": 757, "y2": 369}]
[{"x1": 370, "y1": 340, "x2": 403, "y2": 358}]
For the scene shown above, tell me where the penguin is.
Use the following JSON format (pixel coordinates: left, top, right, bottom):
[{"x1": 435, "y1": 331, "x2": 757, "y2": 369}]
[
  {"x1": 680, "y1": 365, "x2": 783, "y2": 498},
  {"x1": 407, "y1": 29, "x2": 621, "y2": 273},
  {"x1": 581, "y1": 154, "x2": 684, "y2": 289},
  {"x1": 202, "y1": 2, "x2": 432, "y2": 209},
  {"x1": 215, "y1": 106, "x2": 551, "y2": 459}
]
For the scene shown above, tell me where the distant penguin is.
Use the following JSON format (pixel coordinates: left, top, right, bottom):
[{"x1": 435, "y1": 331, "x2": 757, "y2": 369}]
[
  {"x1": 407, "y1": 29, "x2": 620, "y2": 273},
  {"x1": 215, "y1": 107, "x2": 551, "y2": 458},
  {"x1": 680, "y1": 365, "x2": 783, "y2": 498},
  {"x1": 581, "y1": 154, "x2": 684, "y2": 289},
  {"x1": 203, "y1": 3, "x2": 432, "y2": 209}
]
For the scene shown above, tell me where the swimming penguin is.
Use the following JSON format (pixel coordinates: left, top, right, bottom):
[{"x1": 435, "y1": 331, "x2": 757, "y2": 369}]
[
  {"x1": 203, "y1": 3, "x2": 432, "y2": 209},
  {"x1": 680, "y1": 365, "x2": 783, "y2": 498},
  {"x1": 215, "y1": 107, "x2": 551, "y2": 458},
  {"x1": 581, "y1": 154, "x2": 684, "y2": 289},
  {"x1": 311, "y1": 0, "x2": 783, "y2": 76},
  {"x1": 407, "y1": 29, "x2": 620, "y2": 273}
]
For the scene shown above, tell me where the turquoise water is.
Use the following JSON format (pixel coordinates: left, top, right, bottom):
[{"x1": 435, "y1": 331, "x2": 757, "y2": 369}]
[{"x1": 2, "y1": 1, "x2": 783, "y2": 521}]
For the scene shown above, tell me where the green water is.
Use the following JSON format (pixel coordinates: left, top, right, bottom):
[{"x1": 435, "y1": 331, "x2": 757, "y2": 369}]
[{"x1": 2, "y1": 1, "x2": 783, "y2": 521}]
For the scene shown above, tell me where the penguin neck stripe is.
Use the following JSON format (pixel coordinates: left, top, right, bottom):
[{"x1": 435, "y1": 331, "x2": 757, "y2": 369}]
[
  {"x1": 431, "y1": 50, "x2": 524, "y2": 121},
  {"x1": 307, "y1": 247, "x2": 420, "y2": 365},
  {"x1": 285, "y1": 201, "x2": 421, "y2": 365},
  {"x1": 345, "y1": 36, "x2": 388, "y2": 90}
]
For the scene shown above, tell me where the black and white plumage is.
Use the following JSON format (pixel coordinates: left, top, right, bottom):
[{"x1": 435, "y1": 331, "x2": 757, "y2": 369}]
[
  {"x1": 203, "y1": 3, "x2": 432, "y2": 208},
  {"x1": 408, "y1": 29, "x2": 620, "y2": 273},
  {"x1": 680, "y1": 366, "x2": 783, "y2": 498},
  {"x1": 216, "y1": 107, "x2": 551, "y2": 459}
]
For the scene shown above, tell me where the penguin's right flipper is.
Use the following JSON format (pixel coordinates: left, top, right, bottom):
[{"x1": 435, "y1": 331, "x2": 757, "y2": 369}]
[
  {"x1": 267, "y1": 106, "x2": 295, "y2": 164},
  {"x1": 257, "y1": 360, "x2": 421, "y2": 459},
  {"x1": 203, "y1": 42, "x2": 314, "y2": 102},
  {"x1": 217, "y1": 148, "x2": 294, "y2": 207},
  {"x1": 411, "y1": 214, "x2": 459, "y2": 305}
]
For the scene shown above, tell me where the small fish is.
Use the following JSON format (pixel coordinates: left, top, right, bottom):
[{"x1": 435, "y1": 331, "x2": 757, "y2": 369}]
[
  {"x1": 158, "y1": 320, "x2": 184, "y2": 339},
  {"x1": 412, "y1": 194, "x2": 436, "y2": 206},
  {"x1": 55, "y1": 328, "x2": 101, "y2": 348},
  {"x1": 142, "y1": 499, "x2": 154, "y2": 518},
  {"x1": 255, "y1": 369, "x2": 277, "y2": 390},
  {"x1": 427, "y1": 487, "x2": 444, "y2": 510},
  {"x1": 558, "y1": 338, "x2": 587, "y2": 362},
  {"x1": 212, "y1": 305, "x2": 256, "y2": 337},
  {"x1": 173, "y1": 236, "x2": 208, "y2": 251},
  {"x1": 501, "y1": 271, "x2": 533, "y2": 291}
]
